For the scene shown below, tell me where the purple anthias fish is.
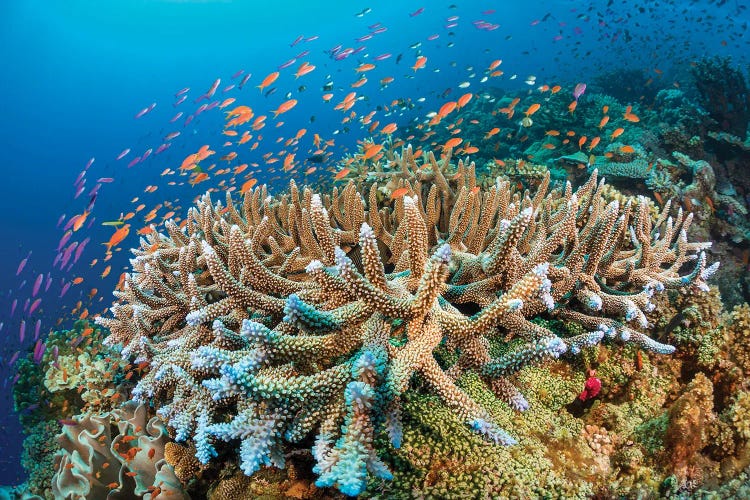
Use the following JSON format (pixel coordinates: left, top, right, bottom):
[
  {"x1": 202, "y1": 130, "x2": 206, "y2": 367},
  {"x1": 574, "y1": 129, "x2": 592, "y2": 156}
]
[
  {"x1": 573, "y1": 82, "x2": 587, "y2": 101},
  {"x1": 29, "y1": 298, "x2": 41, "y2": 316},
  {"x1": 32, "y1": 274, "x2": 43, "y2": 297}
]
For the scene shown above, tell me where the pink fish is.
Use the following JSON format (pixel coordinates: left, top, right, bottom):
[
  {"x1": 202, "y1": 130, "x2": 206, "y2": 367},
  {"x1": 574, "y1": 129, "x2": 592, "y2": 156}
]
[
  {"x1": 156, "y1": 143, "x2": 171, "y2": 155},
  {"x1": 34, "y1": 319, "x2": 41, "y2": 340},
  {"x1": 135, "y1": 103, "x2": 156, "y2": 119},
  {"x1": 427, "y1": 34, "x2": 439, "y2": 41},
  {"x1": 44, "y1": 273, "x2": 52, "y2": 292},
  {"x1": 59, "y1": 282, "x2": 70, "y2": 298},
  {"x1": 573, "y1": 82, "x2": 587, "y2": 101},
  {"x1": 175, "y1": 87, "x2": 190, "y2": 96},
  {"x1": 290, "y1": 34, "x2": 304, "y2": 47},
  {"x1": 374, "y1": 53, "x2": 392, "y2": 61},
  {"x1": 372, "y1": 27, "x2": 387, "y2": 34},
  {"x1": 33, "y1": 339, "x2": 45, "y2": 364},
  {"x1": 57, "y1": 230, "x2": 72, "y2": 251},
  {"x1": 170, "y1": 111, "x2": 184, "y2": 123},
  {"x1": 8, "y1": 351, "x2": 19, "y2": 367},
  {"x1": 73, "y1": 170, "x2": 86, "y2": 186},
  {"x1": 410, "y1": 7, "x2": 424, "y2": 17},
  {"x1": 206, "y1": 100, "x2": 219, "y2": 111},
  {"x1": 141, "y1": 148, "x2": 153, "y2": 162},
  {"x1": 16, "y1": 252, "x2": 30, "y2": 275},
  {"x1": 74, "y1": 183, "x2": 86, "y2": 199},
  {"x1": 32, "y1": 274, "x2": 43, "y2": 297},
  {"x1": 231, "y1": 69, "x2": 244, "y2": 79},
  {"x1": 356, "y1": 34, "x2": 373, "y2": 42},
  {"x1": 97, "y1": 177, "x2": 114, "y2": 183},
  {"x1": 29, "y1": 298, "x2": 41, "y2": 316},
  {"x1": 295, "y1": 50, "x2": 309, "y2": 59},
  {"x1": 184, "y1": 114, "x2": 194, "y2": 126},
  {"x1": 116, "y1": 148, "x2": 131, "y2": 160},
  {"x1": 174, "y1": 95, "x2": 187, "y2": 106},
  {"x1": 446, "y1": 16, "x2": 459, "y2": 22},
  {"x1": 56, "y1": 214, "x2": 65, "y2": 228},
  {"x1": 164, "y1": 131, "x2": 180, "y2": 141},
  {"x1": 279, "y1": 58, "x2": 297, "y2": 69},
  {"x1": 85, "y1": 157, "x2": 95, "y2": 169},
  {"x1": 304, "y1": 35, "x2": 319, "y2": 42},
  {"x1": 239, "y1": 74, "x2": 251, "y2": 89},
  {"x1": 205, "y1": 78, "x2": 221, "y2": 99},
  {"x1": 223, "y1": 84, "x2": 235, "y2": 93},
  {"x1": 74, "y1": 237, "x2": 89, "y2": 264},
  {"x1": 10, "y1": 299, "x2": 17, "y2": 317},
  {"x1": 19, "y1": 320, "x2": 25, "y2": 343},
  {"x1": 128, "y1": 156, "x2": 141, "y2": 168}
]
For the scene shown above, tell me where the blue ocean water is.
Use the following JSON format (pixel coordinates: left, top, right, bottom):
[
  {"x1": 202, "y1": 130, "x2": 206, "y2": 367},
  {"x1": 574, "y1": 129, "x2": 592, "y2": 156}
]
[{"x1": 0, "y1": 0, "x2": 748, "y2": 489}]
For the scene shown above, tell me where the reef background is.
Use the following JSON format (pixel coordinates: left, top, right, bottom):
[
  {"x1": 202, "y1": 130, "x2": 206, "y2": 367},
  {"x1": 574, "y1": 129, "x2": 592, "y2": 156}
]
[{"x1": 1, "y1": 0, "x2": 749, "y2": 495}]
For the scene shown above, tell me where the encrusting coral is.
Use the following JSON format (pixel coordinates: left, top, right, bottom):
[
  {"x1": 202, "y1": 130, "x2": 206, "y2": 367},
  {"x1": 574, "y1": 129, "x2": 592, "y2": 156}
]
[{"x1": 96, "y1": 144, "x2": 718, "y2": 496}]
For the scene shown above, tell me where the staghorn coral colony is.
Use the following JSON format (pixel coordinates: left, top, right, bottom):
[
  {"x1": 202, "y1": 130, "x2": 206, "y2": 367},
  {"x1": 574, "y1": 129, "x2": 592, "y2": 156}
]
[{"x1": 84, "y1": 145, "x2": 719, "y2": 497}]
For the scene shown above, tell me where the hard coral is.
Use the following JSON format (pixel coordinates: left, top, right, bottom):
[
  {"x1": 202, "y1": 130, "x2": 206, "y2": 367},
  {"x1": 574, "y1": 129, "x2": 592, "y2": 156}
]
[{"x1": 97, "y1": 144, "x2": 717, "y2": 496}]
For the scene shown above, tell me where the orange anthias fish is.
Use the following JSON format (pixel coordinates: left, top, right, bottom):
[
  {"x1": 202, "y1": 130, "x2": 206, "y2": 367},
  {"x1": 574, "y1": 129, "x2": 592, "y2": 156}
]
[
  {"x1": 438, "y1": 101, "x2": 457, "y2": 118},
  {"x1": 484, "y1": 127, "x2": 500, "y2": 139},
  {"x1": 381, "y1": 123, "x2": 398, "y2": 134},
  {"x1": 443, "y1": 137, "x2": 462, "y2": 150},
  {"x1": 294, "y1": 62, "x2": 316, "y2": 78},
  {"x1": 391, "y1": 187, "x2": 409, "y2": 199},
  {"x1": 610, "y1": 128, "x2": 625, "y2": 139},
  {"x1": 525, "y1": 103, "x2": 541, "y2": 116},
  {"x1": 457, "y1": 93, "x2": 473, "y2": 108},
  {"x1": 257, "y1": 71, "x2": 279, "y2": 92},
  {"x1": 240, "y1": 178, "x2": 258, "y2": 194},
  {"x1": 355, "y1": 63, "x2": 376, "y2": 72},
  {"x1": 412, "y1": 55, "x2": 427, "y2": 71},
  {"x1": 363, "y1": 143, "x2": 383, "y2": 159},
  {"x1": 104, "y1": 224, "x2": 130, "y2": 253},
  {"x1": 273, "y1": 99, "x2": 297, "y2": 118},
  {"x1": 334, "y1": 168, "x2": 351, "y2": 180},
  {"x1": 72, "y1": 210, "x2": 90, "y2": 232}
]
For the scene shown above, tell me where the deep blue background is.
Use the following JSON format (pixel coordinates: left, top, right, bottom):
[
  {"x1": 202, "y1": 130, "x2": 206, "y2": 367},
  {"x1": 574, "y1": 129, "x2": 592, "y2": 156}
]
[{"x1": 0, "y1": 0, "x2": 747, "y2": 486}]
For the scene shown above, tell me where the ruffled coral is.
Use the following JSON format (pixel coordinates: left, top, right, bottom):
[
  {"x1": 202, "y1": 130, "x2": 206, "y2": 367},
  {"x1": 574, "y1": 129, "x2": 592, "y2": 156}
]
[{"x1": 51, "y1": 401, "x2": 185, "y2": 499}]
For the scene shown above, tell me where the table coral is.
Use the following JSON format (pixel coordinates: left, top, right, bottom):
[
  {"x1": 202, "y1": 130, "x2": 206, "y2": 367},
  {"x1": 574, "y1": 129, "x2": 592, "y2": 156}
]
[{"x1": 97, "y1": 144, "x2": 717, "y2": 496}]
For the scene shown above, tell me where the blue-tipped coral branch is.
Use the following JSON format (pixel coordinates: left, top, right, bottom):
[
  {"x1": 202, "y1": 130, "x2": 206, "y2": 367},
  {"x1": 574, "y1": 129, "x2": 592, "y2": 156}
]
[{"x1": 96, "y1": 144, "x2": 717, "y2": 496}]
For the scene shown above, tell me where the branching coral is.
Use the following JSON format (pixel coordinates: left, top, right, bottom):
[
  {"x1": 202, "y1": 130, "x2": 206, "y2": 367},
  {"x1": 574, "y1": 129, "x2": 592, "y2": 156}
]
[{"x1": 97, "y1": 144, "x2": 717, "y2": 496}]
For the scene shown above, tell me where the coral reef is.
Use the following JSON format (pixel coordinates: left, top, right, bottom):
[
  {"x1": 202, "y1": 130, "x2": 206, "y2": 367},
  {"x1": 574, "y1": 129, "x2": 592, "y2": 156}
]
[
  {"x1": 51, "y1": 401, "x2": 185, "y2": 499},
  {"x1": 96, "y1": 144, "x2": 717, "y2": 496},
  {"x1": 691, "y1": 56, "x2": 750, "y2": 137}
]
